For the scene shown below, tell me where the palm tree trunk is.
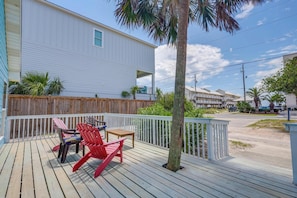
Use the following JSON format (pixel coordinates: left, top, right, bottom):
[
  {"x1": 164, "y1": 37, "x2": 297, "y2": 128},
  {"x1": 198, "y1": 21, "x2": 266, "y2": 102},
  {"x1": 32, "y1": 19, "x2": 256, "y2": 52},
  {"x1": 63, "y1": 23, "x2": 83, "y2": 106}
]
[{"x1": 166, "y1": 0, "x2": 189, "y2": 172}]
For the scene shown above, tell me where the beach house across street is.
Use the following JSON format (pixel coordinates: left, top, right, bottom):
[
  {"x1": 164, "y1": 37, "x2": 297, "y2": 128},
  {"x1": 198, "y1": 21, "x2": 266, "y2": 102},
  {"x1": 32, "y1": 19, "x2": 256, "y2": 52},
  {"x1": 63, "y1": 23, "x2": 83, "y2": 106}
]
[{"x1": 21, "y1": 0, "x2": 156, "y2": 99}]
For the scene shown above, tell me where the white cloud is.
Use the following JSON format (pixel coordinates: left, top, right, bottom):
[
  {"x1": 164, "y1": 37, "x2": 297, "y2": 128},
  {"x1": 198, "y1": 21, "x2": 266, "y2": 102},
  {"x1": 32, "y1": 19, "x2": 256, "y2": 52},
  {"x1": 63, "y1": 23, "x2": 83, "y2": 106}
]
[
  {"x1": 263, "y1": 44, "x2": 297, "y2": 57},
  {"x1": 155, "y1": 44, "x2": 230, "y2": 92},
  {"x1": 281, "y1": 45, "x2": 297, "y2": 51},
  {"x1": 253, "y1": 57, "x2": 283, "y2": 88},
  {"x1": 257, "y1": 18, "x2": 266, "y2": 26},
  {"x1": 235, "y1": 2, "x2": 255, "y2": 19}
]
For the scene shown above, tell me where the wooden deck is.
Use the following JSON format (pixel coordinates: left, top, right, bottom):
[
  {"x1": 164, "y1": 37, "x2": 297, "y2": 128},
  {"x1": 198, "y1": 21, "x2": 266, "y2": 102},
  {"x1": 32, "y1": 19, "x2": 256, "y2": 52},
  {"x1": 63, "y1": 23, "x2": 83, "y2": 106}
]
[{"x1": 0, "y1": 137, "x2": 297, "y2": 198}]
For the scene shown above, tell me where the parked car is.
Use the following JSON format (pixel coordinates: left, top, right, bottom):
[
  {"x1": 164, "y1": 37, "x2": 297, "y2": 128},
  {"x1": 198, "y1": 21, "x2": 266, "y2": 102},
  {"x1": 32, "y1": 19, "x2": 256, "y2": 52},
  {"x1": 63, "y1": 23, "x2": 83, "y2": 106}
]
[
  {"x1": 228, "y1": 106, "x2": 237, "y2": 112},
  {"x1": 259, "y1": 106, "x2": 270, "y2": 112},
  {"x1": 274, "y1": 105, "x2": 284, "y2": 112}
]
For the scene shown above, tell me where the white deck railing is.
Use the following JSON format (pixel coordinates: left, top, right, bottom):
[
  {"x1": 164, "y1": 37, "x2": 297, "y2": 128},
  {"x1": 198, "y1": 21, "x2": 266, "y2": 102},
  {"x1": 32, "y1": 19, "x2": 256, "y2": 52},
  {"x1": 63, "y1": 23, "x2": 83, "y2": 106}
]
[{"x1": 5, "y1": 113, "x2": 229, "y2": 160}]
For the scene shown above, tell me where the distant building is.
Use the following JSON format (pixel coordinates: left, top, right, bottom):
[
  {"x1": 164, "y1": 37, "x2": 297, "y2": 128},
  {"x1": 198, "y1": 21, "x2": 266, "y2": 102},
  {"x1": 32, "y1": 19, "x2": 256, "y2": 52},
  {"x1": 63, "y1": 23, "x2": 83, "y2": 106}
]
[
  {"x1": 283, "y1": 52, "x2": 297, "y2": 63},
  {"x1": 216, "y1": 89, "x2": 241, "y2": 108},
  {"x1": 185, "y1": 87, "x2": 240, "y2": 108}
]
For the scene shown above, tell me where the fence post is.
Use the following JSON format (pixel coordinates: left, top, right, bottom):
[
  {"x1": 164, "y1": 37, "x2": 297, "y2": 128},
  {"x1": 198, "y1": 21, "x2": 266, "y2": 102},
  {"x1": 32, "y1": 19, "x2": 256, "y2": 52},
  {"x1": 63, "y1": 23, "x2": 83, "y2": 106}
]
[
  {"x1": 207, "y1": 121, "x2": 215, "y2": 160},
  {"x1": 285, "y1": 123, "x2": 297, "y2": 185}
]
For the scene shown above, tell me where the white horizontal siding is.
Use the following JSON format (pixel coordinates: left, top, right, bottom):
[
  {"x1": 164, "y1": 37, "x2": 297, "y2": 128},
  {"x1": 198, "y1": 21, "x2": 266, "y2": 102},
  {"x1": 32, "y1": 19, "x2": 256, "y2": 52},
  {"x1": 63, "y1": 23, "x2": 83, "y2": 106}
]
[{"x1": 21, "y1": 0, "x2": 155, "y2": 98}]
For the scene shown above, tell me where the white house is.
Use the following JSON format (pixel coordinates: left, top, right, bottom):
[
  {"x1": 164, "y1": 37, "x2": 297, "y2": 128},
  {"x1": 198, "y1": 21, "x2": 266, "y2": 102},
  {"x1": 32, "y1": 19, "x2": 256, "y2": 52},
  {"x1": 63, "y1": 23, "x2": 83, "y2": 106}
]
[{"x1": 21, "y1": 0, "x2": 156, "y2": 99}]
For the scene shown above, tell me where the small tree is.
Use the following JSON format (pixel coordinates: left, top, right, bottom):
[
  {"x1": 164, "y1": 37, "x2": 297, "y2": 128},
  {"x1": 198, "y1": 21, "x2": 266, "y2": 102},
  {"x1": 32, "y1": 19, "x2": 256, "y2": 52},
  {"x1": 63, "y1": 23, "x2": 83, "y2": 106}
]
[
  {"x1": 156, "y1": 87, "x2": 163, "y2": 101},
  {"x1": 262, "y1": 57, "x2": 297, "y2": 95},
  {"x1": 121, "y1": 91, "x2": 130, "y2": 98},
  {"x1": 246, "y1": 87, "x2": 263, "y2": 112},
  {"x1": 130, "y1": 86, "x2": 139, "y2": 100},
  {"x1": 47, "y1": 77, "x2": 64, "y2": 95},
  {"x1": 237, "y1": 101, "x2": 253, "y2": 113},
  {"x1": 263, "y1": 93, "x2": 285, "y2": 112},
  {"x1": 9, "y1": 72, "x2": 64, "y2": 96}
]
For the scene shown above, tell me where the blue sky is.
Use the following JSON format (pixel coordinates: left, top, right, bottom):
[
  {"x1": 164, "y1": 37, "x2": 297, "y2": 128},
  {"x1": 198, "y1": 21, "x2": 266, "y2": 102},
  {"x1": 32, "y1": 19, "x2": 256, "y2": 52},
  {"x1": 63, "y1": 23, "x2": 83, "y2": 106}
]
[{"x1": 48, "y1": 0, "x2": 297, "y2": 98}]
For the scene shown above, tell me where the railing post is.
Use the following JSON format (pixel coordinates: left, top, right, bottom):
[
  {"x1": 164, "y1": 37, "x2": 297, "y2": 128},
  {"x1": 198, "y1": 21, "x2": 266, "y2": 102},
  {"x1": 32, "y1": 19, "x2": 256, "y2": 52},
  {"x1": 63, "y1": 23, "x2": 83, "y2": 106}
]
[
  {"x1": 207, "y1": 121, "x2": 215, "y2": 160},
  {"x1": 285, "y1": 123, "x2": 297, "y2": 185},
  {"x1": 4, "y1": 117, "x2": 10, "y2": 143},
  {"x1": 152, "y1": 118, "x2": 156, "y2": 145}
]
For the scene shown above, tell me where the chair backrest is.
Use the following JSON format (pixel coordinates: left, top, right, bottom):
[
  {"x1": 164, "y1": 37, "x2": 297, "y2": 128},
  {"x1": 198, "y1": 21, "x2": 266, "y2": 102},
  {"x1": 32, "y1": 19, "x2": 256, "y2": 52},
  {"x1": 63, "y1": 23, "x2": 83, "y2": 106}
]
[
  {"x1": 53, "y1": 118, "x2": 68, "y2": 130},
  {"x1": 77, "y1": 123, "x2": 104, "y2": 145},
  {"x1": 77, "y1": 123, "x2": 107, "y2": 158},
  {"x1": 85, "y1": 116, "x2": 97, "y2": 126}
]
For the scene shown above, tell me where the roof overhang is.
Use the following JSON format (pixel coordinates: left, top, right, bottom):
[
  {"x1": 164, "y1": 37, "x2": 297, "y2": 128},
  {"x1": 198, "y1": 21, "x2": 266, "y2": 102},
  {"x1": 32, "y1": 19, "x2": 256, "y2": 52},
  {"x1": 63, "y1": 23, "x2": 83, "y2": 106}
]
[
  {"x1": 137, "y1": 70, "x2": 151, "y2": 78},
  {"x1": 5, "y1": 0, "x2": 21, "y2": 82}
]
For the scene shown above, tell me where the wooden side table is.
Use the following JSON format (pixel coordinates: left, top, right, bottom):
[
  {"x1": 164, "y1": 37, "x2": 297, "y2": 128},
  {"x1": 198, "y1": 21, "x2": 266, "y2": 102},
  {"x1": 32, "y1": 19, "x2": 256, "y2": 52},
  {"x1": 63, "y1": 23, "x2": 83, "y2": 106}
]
[{"x1": 106, "y1": 129, "x2": 135, "y2": 148}]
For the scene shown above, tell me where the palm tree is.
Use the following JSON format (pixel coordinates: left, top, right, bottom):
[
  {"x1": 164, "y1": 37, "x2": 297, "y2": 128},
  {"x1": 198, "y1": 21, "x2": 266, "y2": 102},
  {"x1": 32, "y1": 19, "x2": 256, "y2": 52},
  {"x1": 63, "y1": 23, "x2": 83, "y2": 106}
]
[
  {"x1": 113, "y1": 0, "x2": 264, "y2": 171},
  {"x1": 47, "y1": 77, "x2": 64, "y2": 95},
  {"x1": 263, "y1": 92, "x2": 285, "y2": 112},
  {"x1": 156, "y1": 87, "x2": 163, "y2": 101},
  {"x1": 9, "y1": 72, "x2": 64, "y2": 96},
  {"x1": 130, "y1": 86, "x2": 139, "y2": 100},
  {"x1": 263, "y1": 94, "x2": 275, "y2": 112},
  {"x1": 22, "y1": 72, "x2": 50, "y2": 96},
  {"x1": 246, "y1": 87, "x2": 263, "y2": 112}
]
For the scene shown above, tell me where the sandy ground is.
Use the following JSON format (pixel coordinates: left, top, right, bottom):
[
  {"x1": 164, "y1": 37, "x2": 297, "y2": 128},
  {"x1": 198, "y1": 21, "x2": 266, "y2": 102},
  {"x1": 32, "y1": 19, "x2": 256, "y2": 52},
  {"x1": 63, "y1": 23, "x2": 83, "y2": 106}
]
[
  {"x1": 229, "y1": 127, "x2": 292, "y2": 169},
  {"x1": 212, "y1": 112, "x2": 293, "y2": 174}
]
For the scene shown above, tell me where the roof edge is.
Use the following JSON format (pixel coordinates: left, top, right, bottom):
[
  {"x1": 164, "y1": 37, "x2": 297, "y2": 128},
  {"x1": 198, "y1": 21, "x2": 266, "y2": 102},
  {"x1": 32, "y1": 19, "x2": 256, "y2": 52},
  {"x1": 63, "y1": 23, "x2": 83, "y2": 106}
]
[{"x1": 37, "y1": 0, "x2": 158, "y2": 48}]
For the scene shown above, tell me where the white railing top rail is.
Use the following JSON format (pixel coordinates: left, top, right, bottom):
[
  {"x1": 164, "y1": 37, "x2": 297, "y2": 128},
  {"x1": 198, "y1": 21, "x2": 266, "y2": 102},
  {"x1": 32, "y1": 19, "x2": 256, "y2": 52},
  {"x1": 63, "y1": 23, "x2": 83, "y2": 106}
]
[{"x1": 7, "y1": 113, "x2": 229, "y2": 125}]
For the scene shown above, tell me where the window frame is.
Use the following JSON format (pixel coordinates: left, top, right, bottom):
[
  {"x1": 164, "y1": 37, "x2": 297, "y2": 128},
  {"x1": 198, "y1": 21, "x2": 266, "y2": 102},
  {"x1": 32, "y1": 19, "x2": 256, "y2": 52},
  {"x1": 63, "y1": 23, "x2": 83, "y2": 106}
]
[{"x1": 93, "y1": 28, "x2": 104, "y2": 48}]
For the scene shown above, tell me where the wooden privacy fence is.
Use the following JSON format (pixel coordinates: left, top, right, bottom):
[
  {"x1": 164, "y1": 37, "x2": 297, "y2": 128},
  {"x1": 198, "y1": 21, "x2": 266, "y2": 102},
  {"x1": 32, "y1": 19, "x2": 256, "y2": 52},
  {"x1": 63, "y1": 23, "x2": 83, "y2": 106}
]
[{"x1": 7, "y1": 95, "x2": 155, "y2": 116}]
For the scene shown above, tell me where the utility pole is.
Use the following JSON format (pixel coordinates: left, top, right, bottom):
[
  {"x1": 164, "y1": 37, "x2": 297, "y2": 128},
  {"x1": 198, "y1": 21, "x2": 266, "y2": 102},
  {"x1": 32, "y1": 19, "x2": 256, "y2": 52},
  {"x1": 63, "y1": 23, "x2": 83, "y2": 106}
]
[
  {"x1": 194, "y1": 74, "x2": 197, "y2": 92},
  {"x1": 241, "y1": 64, "x2": 246, "y2": 102}
]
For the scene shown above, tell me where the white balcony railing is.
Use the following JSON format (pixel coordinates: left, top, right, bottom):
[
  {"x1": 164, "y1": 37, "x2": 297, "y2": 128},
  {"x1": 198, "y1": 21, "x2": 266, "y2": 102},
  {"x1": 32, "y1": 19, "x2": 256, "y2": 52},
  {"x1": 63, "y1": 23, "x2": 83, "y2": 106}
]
[{"x1": 5, "y1": 113, "x2": 229, "y2": 160}]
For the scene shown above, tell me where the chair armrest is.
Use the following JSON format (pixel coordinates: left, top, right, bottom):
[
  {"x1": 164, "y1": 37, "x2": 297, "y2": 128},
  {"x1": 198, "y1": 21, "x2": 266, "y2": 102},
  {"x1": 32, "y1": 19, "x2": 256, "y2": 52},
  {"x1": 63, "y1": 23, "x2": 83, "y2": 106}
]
[
  {"x1": 61, "y1": 129, "x2": 79, "y2": 135},
  {"x1": 96, "y1": 121, "x2": 106, "y2": 125},
  {"x1": 103, "y1": 138, "x2": 126, "y2": 146},
  {"x1": 85, "y1": 117, "x2": 106, "y2": 126}
]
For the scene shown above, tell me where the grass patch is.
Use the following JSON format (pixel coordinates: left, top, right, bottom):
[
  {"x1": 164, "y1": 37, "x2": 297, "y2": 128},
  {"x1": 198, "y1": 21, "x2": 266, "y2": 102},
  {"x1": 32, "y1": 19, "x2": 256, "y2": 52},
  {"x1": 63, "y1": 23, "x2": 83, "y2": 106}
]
[
  {"x1": 230, "y1": 140, "x2": 252, "y2": 149},
  {"x1": 202, "y1": 108, "x2": 227, "y2": 114},
  {"x1": 248, "y1": 119, "x2": 297, "y2": 131}
]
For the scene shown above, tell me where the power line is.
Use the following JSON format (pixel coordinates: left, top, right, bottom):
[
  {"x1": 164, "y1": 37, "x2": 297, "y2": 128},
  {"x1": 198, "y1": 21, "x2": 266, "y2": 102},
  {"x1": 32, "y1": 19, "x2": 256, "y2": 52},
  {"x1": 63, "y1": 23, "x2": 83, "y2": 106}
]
[{"x1": 155, "y1": 54, "x2": 284, "y2": 83}]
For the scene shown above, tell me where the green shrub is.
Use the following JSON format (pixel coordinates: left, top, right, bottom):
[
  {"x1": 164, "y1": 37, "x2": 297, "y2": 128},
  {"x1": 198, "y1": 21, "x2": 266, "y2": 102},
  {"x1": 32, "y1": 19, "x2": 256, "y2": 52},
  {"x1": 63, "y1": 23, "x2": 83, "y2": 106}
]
[
  {"x1": 237, "y1": 101, "x2": 254, "y2": 113},
  {"x1": 138, "y1": 92, "x2": 204, "y2": 118},
  {"x1": 121, "y1": 91, "x2": 130, "y2": 98}
]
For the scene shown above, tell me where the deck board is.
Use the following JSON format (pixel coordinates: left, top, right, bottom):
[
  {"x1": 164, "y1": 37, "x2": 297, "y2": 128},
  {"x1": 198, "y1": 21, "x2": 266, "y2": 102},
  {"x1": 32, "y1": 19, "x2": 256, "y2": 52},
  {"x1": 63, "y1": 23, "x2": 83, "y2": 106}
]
[
  {"x1": 1, "y1": 138, "x2": 297, "y2": 198},
  {"x1": 0, "y1": 143, "x2": 17, "y2": 197},
  {"x1": 135, "y1": 141, "x2": 297, "y2": 197},
  {"x1": 35, "y1": 140, "x2": 65, "y2": 197},
  {"x1": 6, "y1": 142, "x2": 23, "y2": 198},
  {"x1": 22, "y1": 141, "x2": 35, "y2": 198},
  {"x1": 31, "y1": 141, "x2": 50, "y2": 198}
]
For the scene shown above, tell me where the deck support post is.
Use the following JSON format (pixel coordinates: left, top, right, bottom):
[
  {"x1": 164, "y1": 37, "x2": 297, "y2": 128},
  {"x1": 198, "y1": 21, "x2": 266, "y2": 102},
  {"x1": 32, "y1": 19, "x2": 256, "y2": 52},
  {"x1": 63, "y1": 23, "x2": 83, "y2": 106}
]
[{"x1": 285, "y1": 123, "x2": 297, "y2": 185}]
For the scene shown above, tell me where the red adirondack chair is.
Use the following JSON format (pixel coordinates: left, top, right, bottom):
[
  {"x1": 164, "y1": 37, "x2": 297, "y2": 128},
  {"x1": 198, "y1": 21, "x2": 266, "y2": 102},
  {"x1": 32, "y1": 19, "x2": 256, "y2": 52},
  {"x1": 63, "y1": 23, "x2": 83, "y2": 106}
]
[{"x1": 73, "y1": 123, "x2": 125, "y2": 178}]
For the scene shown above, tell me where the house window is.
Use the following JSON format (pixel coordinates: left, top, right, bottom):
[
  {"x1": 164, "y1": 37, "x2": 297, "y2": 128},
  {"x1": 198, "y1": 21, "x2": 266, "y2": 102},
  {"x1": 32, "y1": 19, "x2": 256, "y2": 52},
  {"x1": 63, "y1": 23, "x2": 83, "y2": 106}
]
[{"x1": 94, "y1": 29, "x2": 103, "y2": 47}]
